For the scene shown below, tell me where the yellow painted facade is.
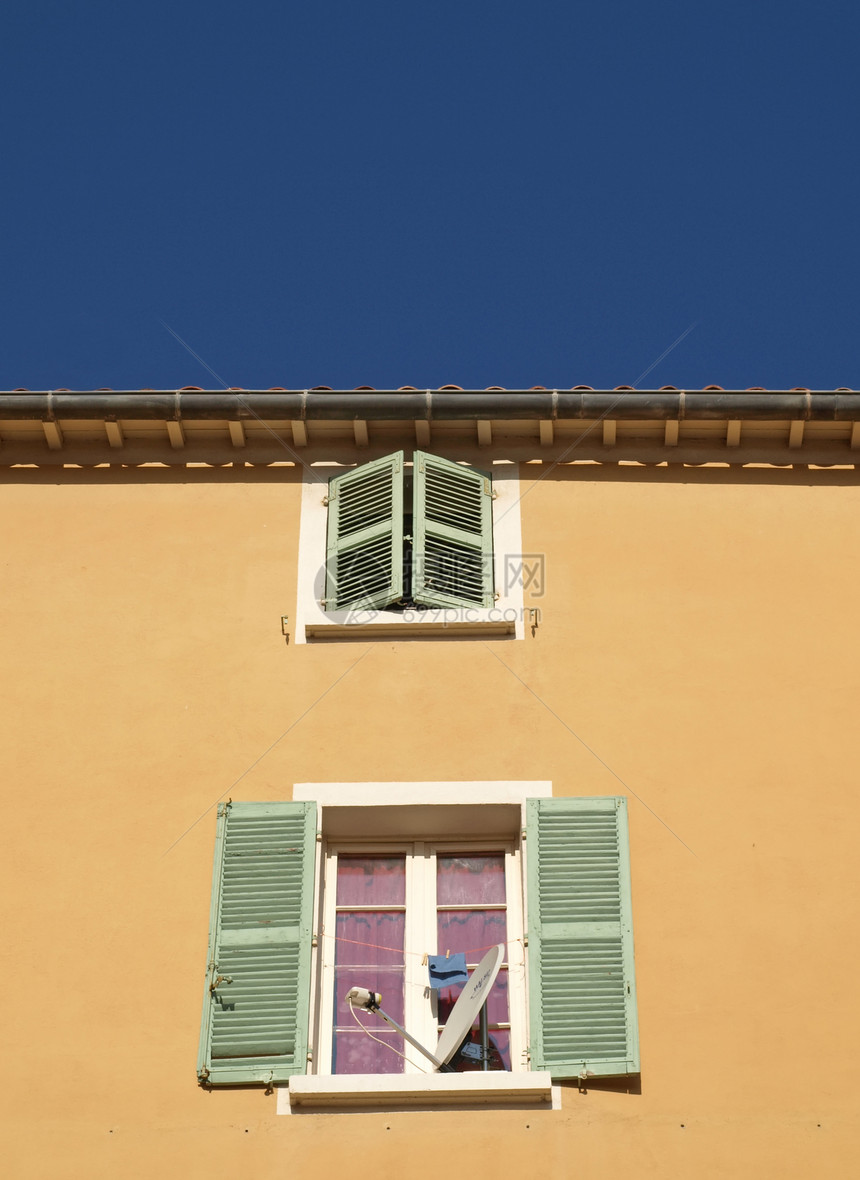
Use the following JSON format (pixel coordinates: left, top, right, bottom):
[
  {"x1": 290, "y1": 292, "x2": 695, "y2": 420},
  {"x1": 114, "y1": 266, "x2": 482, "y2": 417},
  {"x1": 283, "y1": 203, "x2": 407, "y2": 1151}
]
[{"x1": 3, "y1": 444, "x2": 859, "y2": 1177}]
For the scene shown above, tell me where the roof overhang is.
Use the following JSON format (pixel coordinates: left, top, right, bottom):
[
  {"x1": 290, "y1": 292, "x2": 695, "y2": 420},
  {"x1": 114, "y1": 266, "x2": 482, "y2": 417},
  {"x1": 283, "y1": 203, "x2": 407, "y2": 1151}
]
[{"x1": 2, "y1": 388, "x2": 859, "y2": 467}]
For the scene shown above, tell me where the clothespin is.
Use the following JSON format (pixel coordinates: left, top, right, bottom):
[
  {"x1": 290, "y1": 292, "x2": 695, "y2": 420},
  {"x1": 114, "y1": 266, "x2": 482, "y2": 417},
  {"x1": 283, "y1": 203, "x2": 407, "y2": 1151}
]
[
  {"x1": 421, "y1": 952, "x2": 428, "y2": 967},
  {"x1": 446, "y1": 948, "x2": 450, "y2": 959}
]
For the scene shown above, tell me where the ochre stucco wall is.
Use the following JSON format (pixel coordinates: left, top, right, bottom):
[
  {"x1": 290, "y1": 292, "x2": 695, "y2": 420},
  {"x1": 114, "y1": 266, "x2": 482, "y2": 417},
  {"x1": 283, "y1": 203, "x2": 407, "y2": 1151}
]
[{"x1": 2, "y1": 461, "x2": 858, "y2": 1178}]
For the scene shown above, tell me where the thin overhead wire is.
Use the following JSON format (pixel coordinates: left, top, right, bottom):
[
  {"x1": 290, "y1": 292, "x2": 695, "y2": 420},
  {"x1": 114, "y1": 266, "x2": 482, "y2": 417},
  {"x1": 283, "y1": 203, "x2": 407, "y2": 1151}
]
[
  {"x1": 160, "y1": 647, "x2": 372, "y2": 856},
  {"x1": 482, "y1": 644, "x2": 696, "y2": 856}
]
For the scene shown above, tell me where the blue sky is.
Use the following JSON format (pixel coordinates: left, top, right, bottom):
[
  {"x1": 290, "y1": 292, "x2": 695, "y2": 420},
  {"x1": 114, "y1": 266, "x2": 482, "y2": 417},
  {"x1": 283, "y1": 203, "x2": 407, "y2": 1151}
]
[{"x1": 2, "y1": 1, "x2": 857, "y2": 391}]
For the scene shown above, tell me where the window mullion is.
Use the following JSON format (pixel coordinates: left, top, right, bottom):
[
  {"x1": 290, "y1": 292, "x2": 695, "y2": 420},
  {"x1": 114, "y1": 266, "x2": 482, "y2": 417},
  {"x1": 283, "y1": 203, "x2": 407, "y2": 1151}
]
[
  {"x1": 419, "y1": 843, "x2": 439, "y2": 1056},
  {"x1": 402, "y1": 841, "x2": 425, "y2": 1074},
  {"x1": 334, "y1": 904, "x2": 407, "y2": 912},
  {"x1": 436, "y1": 903, "x2": 508, "y2": 911}
]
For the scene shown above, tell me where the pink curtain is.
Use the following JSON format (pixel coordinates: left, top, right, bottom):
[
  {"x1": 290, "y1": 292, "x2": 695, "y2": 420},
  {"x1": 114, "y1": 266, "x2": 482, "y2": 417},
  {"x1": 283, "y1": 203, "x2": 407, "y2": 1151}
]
[{"x1": 333, "y1": 856, "x2": 406, "y2": 1075}]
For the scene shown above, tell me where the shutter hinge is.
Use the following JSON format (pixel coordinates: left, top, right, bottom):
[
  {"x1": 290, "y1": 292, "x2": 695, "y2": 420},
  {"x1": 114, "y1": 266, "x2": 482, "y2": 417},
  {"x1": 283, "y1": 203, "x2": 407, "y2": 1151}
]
[
  {"x1": 322, "y1": 494, "x2": 331, "y2": 506},
  {"x1": 312, "y1": 935, "x2": 318, "y2": 948},
  {"x1": 210, "y1": 974, "x2": 233, "y2": 992},
  {"x1": 523, "y1": 934, "x2": 528, "y2": 947},
  {"x1": 306, "y1": 1051, "x2": 313, "y2": 1062}
]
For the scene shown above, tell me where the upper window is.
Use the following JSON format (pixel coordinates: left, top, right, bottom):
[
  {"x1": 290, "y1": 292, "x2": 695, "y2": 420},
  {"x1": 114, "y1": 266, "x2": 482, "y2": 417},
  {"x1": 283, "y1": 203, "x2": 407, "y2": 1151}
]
[
  {"x1": 324, "y1": 450, "x2": 494, "y2": 613},
  {"x1": 294, "y1": 454, "x2": 526, "y2": 641},
  {"x1": 196, "y1": 795, "x2": 639, "y2": 1089}
]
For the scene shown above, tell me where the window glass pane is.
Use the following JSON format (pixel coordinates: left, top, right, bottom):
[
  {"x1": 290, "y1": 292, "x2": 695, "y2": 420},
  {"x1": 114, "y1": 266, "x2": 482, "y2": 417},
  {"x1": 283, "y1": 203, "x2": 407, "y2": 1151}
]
[
  {"x1": 334, "y1": 965, "x2": 405, "y2": 1026},
  {"x1": 336, "y1": 855, "x2": 406, "y2": 905},
  {"x1": 333, "y1": 1030, "x2": 405, "y2": 1075},
  {"x1": 436, "y1": 908, "x2": 507, "y2": 958},
  {"x1": 334, "y1": 856, "x2": 406, "y2": 1076},
  {"x1": 436, "y1": 853, "x2": 506, "y2": 905},
  {"x1": 333, "y1": 912, "x2": 405, "y2": 1071},
  {"x1": 335, "y1": 911, "x2": 405, "y2": 968}
]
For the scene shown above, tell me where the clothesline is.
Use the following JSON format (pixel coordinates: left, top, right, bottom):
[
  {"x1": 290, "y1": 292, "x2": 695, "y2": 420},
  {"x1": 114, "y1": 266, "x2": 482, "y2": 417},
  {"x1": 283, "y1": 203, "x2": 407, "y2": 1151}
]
[{"x1": 316, "y1": 927, "x2": 523, "y2": 961}]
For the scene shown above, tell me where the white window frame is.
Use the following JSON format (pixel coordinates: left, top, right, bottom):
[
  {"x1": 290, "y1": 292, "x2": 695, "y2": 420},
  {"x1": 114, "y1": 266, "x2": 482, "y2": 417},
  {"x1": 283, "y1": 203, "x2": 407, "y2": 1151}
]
[
  {"x1": 316, "y1": 837, "x2": 526, "y2": 1078},
  {"x1": 294, "y1": 458, "x2": 527, "y2": 642}
]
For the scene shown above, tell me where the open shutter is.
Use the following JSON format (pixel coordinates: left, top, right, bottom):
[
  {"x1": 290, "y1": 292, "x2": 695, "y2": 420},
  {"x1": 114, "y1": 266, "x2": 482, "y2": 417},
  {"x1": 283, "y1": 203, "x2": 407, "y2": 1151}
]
[
  {"x1": 412, "y1": 451, "x2": 494, "y2": 608},
  {"x1": 526, "y1": 797, "x2": 639, "y2": 1078},
  {"x1": 197, "y1": 800, "x2": 317, "y2": 1086},
  {"x1": 325, "y1": 451, "x2": 404, "y2": 611}
]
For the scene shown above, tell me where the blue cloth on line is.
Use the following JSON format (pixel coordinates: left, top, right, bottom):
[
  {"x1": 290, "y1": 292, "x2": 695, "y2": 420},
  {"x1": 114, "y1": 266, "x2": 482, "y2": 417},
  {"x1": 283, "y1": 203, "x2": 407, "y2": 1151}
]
[{"x1": 427, "y1": 953, "x2": 468, "y2": 989}]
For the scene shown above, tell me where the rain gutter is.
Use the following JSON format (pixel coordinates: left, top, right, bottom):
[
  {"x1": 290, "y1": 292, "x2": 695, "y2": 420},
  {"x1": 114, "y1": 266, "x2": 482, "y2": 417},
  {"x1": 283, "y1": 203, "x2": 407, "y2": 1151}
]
[{"x1": 1, "y1": 389, "x2": 860, "y2": 422}]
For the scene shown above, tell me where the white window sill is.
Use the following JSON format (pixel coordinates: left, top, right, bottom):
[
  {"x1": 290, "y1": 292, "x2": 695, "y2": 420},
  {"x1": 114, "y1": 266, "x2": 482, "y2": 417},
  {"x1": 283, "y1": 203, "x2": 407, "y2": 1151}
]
[
  {"x1": 278, "y1": 1072, "x2": 559, "y2": 1114},
  {"x1": 304, "y1": 614, "x2": 516, "y2": 640}
]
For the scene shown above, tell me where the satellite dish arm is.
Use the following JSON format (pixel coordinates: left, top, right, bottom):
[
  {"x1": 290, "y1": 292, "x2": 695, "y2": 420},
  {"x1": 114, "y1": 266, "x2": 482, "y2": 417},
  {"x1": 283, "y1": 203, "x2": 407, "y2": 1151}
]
[
  {"x1": 373, "y1": 1006, "x2": 451, "y2": 1072},
  {"x1": 346, "y1": 988, "x2": 449, "y2": 1072}
]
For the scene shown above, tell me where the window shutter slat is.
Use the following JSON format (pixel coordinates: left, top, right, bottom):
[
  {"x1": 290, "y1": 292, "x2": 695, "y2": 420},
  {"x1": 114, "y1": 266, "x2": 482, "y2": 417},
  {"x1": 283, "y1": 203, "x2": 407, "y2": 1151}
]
[
  {"x1": 197, "y1": 801, "x2": 317, "y2": 1086},
  {"x1": 412, "y1": 451, "x2": 494, "y2": 608},
  {"x1": 325, "y1": 451, "x2": 404, "y2": 611},
  {"x1": 526, "y1": 797, "x2": 639, "y2": 1078}
]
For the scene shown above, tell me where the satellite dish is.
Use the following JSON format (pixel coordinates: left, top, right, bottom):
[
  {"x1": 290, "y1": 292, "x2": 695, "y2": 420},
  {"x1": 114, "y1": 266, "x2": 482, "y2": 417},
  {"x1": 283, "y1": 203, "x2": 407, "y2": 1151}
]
[{"x1": 435, "y1": 943, "x2": 504, "y2": 1066}]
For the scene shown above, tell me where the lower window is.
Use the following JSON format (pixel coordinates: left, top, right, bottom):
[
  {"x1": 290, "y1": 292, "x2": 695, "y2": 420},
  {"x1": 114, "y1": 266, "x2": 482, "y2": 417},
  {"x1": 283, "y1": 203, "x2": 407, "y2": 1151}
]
[
  {"x1": 197, "y1": 794, "x2": 639, "y2": 1089},
  {"x1": 318, "y1": 842, "x2": 524, "y2": 1075}
]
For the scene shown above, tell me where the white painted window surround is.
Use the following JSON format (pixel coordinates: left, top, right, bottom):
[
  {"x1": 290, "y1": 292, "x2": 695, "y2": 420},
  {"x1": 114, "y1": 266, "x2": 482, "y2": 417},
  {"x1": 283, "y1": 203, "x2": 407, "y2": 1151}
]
[
  {"x1": 295, "y1": 781, "x2": 551, "y2": 808},
  {"x1": 279, "y1": 780, "x2": 559, "y2": 1114},
  {"x1": 294, "y1": 459, "x2": 526, "y2": 642}
]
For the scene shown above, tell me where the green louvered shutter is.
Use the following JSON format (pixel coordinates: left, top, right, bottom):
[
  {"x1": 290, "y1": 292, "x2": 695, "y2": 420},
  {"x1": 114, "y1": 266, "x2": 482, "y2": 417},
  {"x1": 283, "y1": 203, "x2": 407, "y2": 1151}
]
[
  {"x1": 412, "y1": 451, "x2": 494, "y2": 608},
  {"x1": 324, "y1": 451, "x2": 404, "y2": 611},
  {"x1": 526, "y1": 796, "x2": 639, "y2": 1078},
  {"x1": 197, "y1": 800, "x2": 317, "y2": 1086}
]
